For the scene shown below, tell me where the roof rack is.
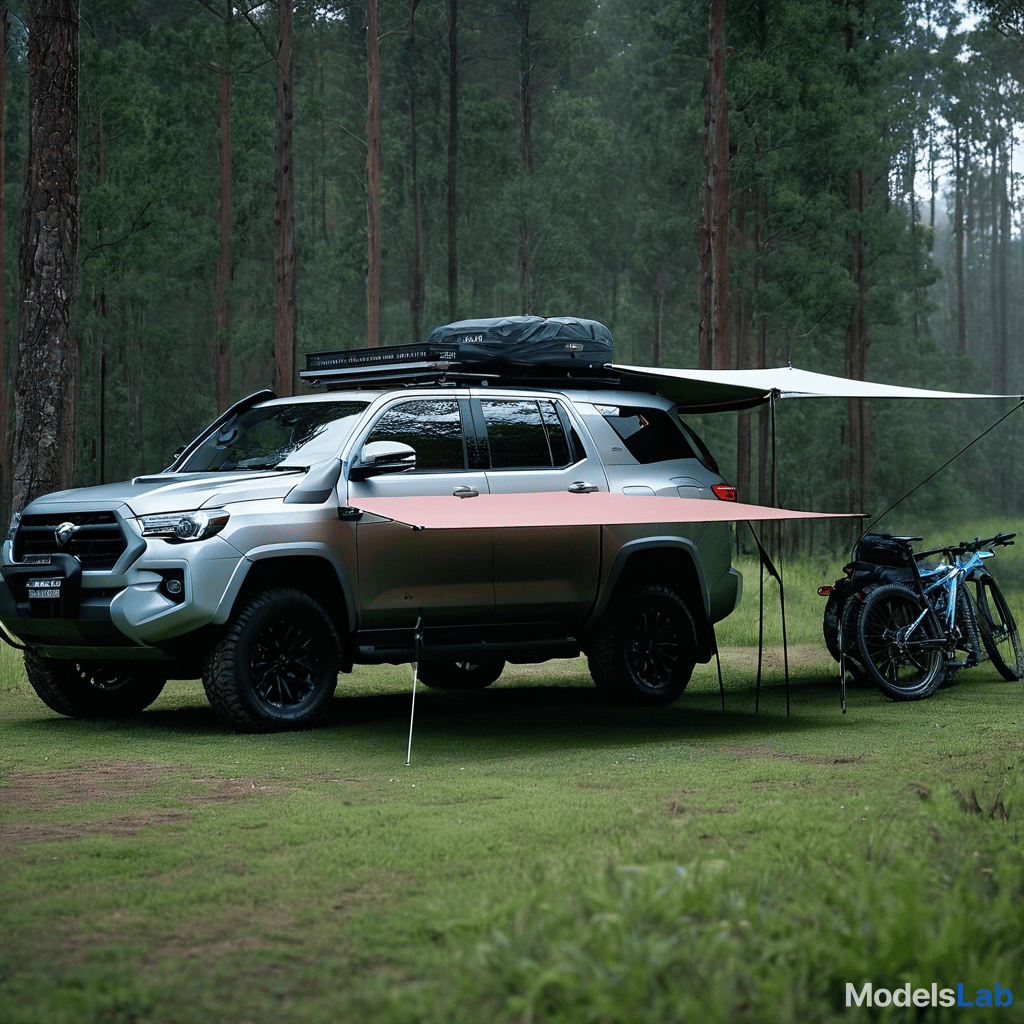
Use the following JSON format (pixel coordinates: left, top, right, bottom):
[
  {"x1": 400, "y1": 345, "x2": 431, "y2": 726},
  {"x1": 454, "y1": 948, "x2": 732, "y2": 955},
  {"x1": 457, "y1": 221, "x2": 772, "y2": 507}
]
[{"x1": 300, "y1": 342, "x2": 620, "y2": 391}]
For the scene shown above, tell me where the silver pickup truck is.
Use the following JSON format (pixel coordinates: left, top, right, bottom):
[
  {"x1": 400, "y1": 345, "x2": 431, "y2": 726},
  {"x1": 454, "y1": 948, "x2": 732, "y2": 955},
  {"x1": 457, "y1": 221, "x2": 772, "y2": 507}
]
[{"x1": 0, "y1": 324, "x2": 742, "y2": 732}]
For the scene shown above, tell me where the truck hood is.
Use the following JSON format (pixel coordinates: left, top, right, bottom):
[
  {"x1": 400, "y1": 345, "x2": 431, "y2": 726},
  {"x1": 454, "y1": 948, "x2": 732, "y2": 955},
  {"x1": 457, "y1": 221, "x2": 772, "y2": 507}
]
[{"x1": 21, "y1": 470, "x2": 307, "y2": 519}]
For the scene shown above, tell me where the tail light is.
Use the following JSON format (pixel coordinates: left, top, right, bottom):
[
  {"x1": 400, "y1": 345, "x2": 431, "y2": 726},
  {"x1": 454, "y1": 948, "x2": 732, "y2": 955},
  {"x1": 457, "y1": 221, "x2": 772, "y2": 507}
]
[
  {"x1": 818, "y1": 586, "x2": 833, "y2": 597},
  {"x1": 712, "y1": 483, "x2": 737, "y2": 501}
]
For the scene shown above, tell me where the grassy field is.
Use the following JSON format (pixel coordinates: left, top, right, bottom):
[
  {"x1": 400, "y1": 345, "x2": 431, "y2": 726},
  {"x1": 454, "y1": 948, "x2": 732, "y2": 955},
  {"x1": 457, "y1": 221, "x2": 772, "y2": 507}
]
[{"x1": 2, "y1": 553, "x2": 1024, "y2": 1023}]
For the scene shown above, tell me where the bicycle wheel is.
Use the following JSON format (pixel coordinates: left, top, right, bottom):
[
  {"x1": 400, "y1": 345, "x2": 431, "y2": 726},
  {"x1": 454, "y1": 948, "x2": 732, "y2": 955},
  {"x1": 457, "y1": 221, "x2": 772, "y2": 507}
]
[
  {"x1": 971, "y1": 574, "x2": 1024, "y2": 681},
  {"x1": 941, "y1": 586, "x2": 982, "y2": 686},
  {"x1": 855, "y1": 583, "x2": 945, "y2": 701}
]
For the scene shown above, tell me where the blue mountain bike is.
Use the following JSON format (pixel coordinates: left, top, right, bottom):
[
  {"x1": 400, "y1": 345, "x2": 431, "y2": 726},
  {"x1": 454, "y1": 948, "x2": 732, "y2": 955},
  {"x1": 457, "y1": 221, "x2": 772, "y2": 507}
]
[{"x1": 852, "y1": 533, "x2": 1022, "y2": 700}]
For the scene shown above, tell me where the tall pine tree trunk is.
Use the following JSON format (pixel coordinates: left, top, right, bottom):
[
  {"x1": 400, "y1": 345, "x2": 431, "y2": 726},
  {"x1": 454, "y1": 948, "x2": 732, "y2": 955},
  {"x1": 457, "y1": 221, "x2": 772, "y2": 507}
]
[
  {"x1": 214, "y1": 0, "x2": 233, "y2": 412},
  {"x1": 698, "y1": 0, "x2": 729, "y2": 371},
  {"x1": 12, "y1": 0, "x2": 79, "y2": 511},
  {"x1": 845, "y1": 167, "x2": 870, "y2": 513},
  {"x1": 734, "y1": 188, "x2": 750, "y2": 503},
  {"x1": 274, "y1": 0, "x2": 296, "y2": 395},
  {"x1": 366, "y1": 0, "x2": 381, "y2": 348},
  {"x1": 408, "y1": 0, "x2": 424, "y2": 342},
  {"x1": 514, "y1": 0, "x2": 533, "y2": 314},
  {"x1": 0, "y1": 4, "x2": 8, "y2": 515},
  {"x1": 953, "y1": 133, "x2": 966, "y2": 357},
  {"x1": 651, "y1": 265, "x2": 665, "y2": 366},
  {"x1": 446, "y1": 0, "x2": 458, "y2": 321}
]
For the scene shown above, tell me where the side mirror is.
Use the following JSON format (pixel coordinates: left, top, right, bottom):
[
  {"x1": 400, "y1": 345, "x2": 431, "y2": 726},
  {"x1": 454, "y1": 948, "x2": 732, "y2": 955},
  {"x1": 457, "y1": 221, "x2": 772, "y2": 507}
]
[{"x1": 349, "y1": 441, "x2": 417, "y2": 481}]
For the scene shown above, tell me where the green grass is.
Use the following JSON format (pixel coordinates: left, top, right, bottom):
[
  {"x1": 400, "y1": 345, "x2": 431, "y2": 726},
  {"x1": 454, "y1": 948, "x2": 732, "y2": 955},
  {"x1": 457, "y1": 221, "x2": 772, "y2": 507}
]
[{"x1": 2, "y1": 561, "x2": 1024, "y2": 1023}]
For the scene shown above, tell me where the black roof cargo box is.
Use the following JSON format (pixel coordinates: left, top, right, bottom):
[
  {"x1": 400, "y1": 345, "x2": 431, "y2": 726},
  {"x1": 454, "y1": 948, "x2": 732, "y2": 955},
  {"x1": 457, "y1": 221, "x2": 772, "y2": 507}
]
[
  {"x1": 425, "y1": 315, "x2": 613, "y2": 372},
  {"x1": 302, "y1": 315, "x2": 616, "y2": 389}
]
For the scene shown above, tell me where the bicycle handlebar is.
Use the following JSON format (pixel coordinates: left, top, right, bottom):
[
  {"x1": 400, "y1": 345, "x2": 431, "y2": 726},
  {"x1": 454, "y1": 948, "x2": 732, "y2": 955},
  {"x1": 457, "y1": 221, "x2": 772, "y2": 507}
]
[{"x1": 913, "y1": 532, "x2": 1016, "y2": 561}]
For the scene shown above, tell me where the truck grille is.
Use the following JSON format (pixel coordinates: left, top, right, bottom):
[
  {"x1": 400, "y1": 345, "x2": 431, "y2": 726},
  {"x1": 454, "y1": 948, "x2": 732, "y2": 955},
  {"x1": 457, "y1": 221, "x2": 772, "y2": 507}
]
[{"x1": 14, "y1": 511, "x2": 127, "y2": 570}]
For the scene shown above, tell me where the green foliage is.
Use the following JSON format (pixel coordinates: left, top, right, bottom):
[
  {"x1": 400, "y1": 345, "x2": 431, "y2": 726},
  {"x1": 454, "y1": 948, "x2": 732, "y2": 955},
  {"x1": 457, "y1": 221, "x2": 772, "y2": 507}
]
[{"x1": 0, "y1": 0, "x2": 1016, "y2": 528}]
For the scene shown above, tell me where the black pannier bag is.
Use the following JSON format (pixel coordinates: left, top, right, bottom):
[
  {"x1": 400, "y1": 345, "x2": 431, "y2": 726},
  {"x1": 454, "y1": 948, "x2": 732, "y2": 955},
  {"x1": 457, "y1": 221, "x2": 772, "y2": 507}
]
[
  {"x1": 851, "y1": 533, "x2": 916, "y2": 570},
  {"x1": 424, "y1": 315, "x2": 614, "y2": 375}
]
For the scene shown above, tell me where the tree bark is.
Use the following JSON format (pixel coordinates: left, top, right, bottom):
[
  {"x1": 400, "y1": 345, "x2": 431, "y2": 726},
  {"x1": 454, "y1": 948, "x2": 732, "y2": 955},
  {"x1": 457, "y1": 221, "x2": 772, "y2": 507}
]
[
  {"x1": 12, "y1": 0, "x2": 79, "y2": 513},
  {"x1": 845, "y1": 168, "x2": 869, "y2": 512},
  {"x1": 0, "y1": 4, "x2": 8, "y2": 515},
  {"x1": 697, "y1": 0, "x2": 729, "y2": 371},
  {"x1": 214, "y1": 0, "x2": 233, "y2": 412},
  {"x1": 408, "y1": 0, "x2": 424, "y2": 342},
  {"x1": 365, "y1": 0, "x2": 381, "y2": 348},
  {"x1": 274, "y1": 0, "x2": 296, "y2": 395},
  {"x1": 651, "y1": 265, "x2": 665, "y2": 367},
  {"x1": 514, "y1": 0, "x2": 533, "y2": 314},
  {"x1": 953, "y1": 132, "x2": 966, "y2": 357},
  {"x1": 446, "y1": 0, "x2": 458, "y2": 321}
]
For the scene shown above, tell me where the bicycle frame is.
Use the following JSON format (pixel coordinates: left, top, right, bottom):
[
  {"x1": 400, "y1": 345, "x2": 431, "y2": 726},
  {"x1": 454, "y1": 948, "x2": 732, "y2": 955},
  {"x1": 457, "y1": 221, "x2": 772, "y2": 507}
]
[{"x1": 897, "y1": 548, "x2": 992, "y2": 660}]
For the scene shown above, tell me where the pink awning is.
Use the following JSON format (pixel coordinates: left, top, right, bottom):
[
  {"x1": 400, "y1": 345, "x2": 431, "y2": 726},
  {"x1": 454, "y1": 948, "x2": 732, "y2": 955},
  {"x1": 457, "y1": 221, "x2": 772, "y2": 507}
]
[{"x1": 348, "y1": 491, "x2": 864, "y2": 530}]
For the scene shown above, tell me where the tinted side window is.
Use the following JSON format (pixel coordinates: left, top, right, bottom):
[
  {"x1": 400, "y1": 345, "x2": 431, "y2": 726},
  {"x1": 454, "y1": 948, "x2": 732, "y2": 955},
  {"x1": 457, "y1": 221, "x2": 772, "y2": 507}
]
[
  {"x1": 593, "y1": 405, "x2": 699, "y2": 465},
  {"x1": 364, "y1": 399, "x2": 465, "y2": 471},
  {"x1": 480, "y1": 399, "x2": 573, "y2": 469}
]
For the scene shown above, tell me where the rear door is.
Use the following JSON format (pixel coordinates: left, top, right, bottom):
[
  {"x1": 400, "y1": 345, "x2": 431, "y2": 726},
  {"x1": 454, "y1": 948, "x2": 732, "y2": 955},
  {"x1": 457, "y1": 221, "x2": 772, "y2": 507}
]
[
  {"x1": 474, "y1": 395, "x2": 603, "y2": 624},
  {"x1": 347, "y1": 396, "x2": 493, "y2": 628}
]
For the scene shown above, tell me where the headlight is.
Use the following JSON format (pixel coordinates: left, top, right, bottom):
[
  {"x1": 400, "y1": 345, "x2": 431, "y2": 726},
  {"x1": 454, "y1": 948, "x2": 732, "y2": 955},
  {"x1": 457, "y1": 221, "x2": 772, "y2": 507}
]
[
  {"x1": 140, "y1": 509, "x2": 229, "y2": 542},
  {"x1": 7, "y1": 510, "x2": 21, "y2": 541}
]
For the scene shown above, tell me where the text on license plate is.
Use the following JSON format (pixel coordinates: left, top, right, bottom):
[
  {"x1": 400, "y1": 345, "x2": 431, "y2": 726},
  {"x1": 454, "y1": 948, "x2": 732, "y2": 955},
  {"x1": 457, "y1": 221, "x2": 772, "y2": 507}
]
[{"x1": 27, "y1": 579, "x2": 62, "y2": 599}]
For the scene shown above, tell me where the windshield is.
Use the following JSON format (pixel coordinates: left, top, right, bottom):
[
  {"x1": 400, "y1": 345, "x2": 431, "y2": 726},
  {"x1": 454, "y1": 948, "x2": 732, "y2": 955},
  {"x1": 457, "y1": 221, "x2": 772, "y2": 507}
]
[{"x1": 179, "y1": 400, "x2": 370, "y2": 472}]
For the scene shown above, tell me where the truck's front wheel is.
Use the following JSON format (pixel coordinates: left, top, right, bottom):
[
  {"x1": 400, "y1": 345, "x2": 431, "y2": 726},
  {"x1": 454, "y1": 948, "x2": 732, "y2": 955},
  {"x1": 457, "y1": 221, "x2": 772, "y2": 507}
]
[
  {"x1": 24, "y1": 651, "x2": 166, "y2": 718},
  {"x1": 203, "y1": 588, "x2": 340, "y2": 732},
  {"x1": 588, "y1": 582, "x2": 697, "y2": 705}
]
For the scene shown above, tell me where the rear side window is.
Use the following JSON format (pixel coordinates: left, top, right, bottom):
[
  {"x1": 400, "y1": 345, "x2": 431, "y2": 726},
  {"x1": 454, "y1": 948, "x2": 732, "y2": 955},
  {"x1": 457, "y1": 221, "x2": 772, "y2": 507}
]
[
  {"x1": 480, "y1": 399, "x2": 575, "y2": 469},
  {"x1": 594, "y1": 405, "x2": 700, "y2": 465}
]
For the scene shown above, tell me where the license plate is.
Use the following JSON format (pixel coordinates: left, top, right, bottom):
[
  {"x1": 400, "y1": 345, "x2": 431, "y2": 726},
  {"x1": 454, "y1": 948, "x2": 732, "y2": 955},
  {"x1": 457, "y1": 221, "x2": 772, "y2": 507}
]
[{"x1": 27, "y1": 578, "x2": 62, "y2": 600}]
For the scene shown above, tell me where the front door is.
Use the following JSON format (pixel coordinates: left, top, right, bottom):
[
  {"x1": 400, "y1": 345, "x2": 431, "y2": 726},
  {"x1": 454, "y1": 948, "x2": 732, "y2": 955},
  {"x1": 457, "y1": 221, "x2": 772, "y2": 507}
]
[{"x1": 347, "y1": 397, "x2": 493, "y2": 628}]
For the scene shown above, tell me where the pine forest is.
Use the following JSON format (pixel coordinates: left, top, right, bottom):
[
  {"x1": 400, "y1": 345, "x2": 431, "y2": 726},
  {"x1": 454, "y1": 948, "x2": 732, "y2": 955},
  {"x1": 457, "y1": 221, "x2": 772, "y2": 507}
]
[{"x1": 3, "y1": 0, "x2": 1024, "y2": 541}]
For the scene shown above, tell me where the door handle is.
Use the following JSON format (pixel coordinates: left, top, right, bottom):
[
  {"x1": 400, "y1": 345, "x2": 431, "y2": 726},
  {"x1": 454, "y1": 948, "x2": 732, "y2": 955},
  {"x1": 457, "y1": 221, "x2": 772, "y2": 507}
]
[
  {"x1": 453, "y1": 486, "x2": 479, "y2": 498},
  {"x1": 568, "y1": 481, "x2": 599, "y2": 493}
]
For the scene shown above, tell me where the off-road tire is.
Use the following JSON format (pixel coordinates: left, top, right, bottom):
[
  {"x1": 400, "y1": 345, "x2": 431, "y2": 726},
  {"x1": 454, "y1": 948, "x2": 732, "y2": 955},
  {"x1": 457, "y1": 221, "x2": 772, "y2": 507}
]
[
  {"x1": 202, "y1": 588, "x2": 340, "y2": 732},
  {"x1": 588, "y1": 582, "x2": 697, "y2": 706},
  {"x1": 23, "y1": 650, "x2": 166, "y2": 718},
  {"x1": 971, "y1": 574, "x2": 1024, "y2": 681},
  {"x1": 417, "y1": 658, "x2": 505, "y2": 690},
  {"x1": 855, "y1": 583, "x2": 944, "y2": 701},
  {"x1": 823, "y1": 587, "x2": 871, "y2": 685}
]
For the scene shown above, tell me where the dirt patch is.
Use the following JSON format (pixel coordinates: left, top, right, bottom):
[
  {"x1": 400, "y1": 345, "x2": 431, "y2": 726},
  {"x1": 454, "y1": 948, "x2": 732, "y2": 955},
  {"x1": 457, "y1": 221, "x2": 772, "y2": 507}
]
[
  {"x1": 715, "y1": 644, "x2": 832, "y2": 672},
  {"x1": 668, "y1": 798, "x2": 735, "y2": 815},
  {"x1": 1, "y1": 759, "x2": 177, "y2": 810},
  {"x1": 721, "y1": 744, "x2": 865, "y2": 765},
  {"x1": 0, "y1": 760, "x2": 282, "y2": 853},
  {"x1": 1, "y1": 811, "x2": 195, "y2": 847}
]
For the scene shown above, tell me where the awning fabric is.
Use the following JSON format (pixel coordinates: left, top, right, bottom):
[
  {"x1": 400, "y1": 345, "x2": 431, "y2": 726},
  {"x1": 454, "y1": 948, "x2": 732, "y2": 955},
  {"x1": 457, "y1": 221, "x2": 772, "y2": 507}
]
[
  {"x1": 349, "y1": 491, "x2": 864, "y2": 531},
  {"x1": 611, "y1": 363, "x2": 1020, "y2": 411}
]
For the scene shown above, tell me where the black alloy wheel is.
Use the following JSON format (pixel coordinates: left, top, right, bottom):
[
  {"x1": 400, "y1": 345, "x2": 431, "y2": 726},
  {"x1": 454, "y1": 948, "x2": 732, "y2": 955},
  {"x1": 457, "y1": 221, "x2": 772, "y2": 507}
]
[
  {"x1": 203, "y1": 588, "x2": 340, "y2": 731},
  {"x1": 417, "y1": 658, "x2": 506, "y2": 690},
  {"x1": 589, "y1": 582, "x2": 697, "y2": 705},
  {"x1": 23, "y1": 651, "x2": 166, "y2": 717}
]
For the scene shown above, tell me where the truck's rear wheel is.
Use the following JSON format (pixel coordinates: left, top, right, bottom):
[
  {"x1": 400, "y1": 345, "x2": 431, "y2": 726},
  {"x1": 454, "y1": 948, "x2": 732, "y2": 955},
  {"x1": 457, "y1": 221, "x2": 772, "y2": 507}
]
[
  {"x1": 588, "y1": 582, "x2": 697, "y2": 705},
  {"x1": 417, "y1": 658, "x2": 505, "y2": 690},
  {"x1": 202, "y1": 588, "x2": 340, "y2": 732},
  {"x1": 23, "y1": 651, "x2": 166, "y2": 718}
]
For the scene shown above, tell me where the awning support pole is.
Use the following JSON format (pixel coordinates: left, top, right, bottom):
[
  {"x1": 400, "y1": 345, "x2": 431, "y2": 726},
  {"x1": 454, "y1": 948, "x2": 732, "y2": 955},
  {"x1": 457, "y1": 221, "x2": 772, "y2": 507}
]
[
  {"x1": 405, "y1": 615, "x2": 423, "y2": 766},
  {"x1": 748, "y1": 523, "x2": 791, "y2": 717}
]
